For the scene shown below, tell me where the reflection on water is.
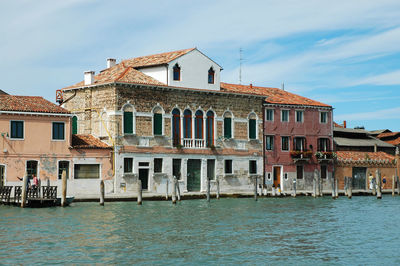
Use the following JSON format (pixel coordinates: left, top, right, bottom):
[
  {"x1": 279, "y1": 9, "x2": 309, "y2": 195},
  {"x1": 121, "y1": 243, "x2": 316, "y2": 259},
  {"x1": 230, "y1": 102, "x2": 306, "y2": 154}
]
[{"x1": 1, "y1": 196, "x2": 400, "y2": 265}]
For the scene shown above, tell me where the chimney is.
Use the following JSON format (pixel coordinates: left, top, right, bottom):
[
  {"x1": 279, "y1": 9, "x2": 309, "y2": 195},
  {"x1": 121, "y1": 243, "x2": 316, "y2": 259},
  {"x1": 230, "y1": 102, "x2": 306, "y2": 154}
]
[
  {"x1": 250, "y1": 83, "x2": 253, "y2": 89},
  {"x1": 343, "y1": 120, "x2": 347, "y2": 128},
  {"x1": 107, "y1": 58, "x2": 116, "y2": 68},
  {"x1": 84, "y1": 71, "x2": 95, "y2": 85}
]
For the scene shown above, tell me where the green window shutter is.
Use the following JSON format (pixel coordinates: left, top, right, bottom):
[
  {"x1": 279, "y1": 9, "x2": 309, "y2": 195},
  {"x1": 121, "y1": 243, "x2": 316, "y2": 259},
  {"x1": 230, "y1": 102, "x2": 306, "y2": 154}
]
[
  {"x1": 72, "y1": 116, "x2": 78, "y2": 134},
  {"x1": 224, "y1": 118, "x2": 232, "y2": 139},
  {"x1": 124, "y1": 112, "x2": 133, "y2": 134},
  {"x1": 153, "y1": 113, "x2": 162, "y2": 135},
  {"x1": 249, "y1": 119, "x2": 256, "y2": 139}
]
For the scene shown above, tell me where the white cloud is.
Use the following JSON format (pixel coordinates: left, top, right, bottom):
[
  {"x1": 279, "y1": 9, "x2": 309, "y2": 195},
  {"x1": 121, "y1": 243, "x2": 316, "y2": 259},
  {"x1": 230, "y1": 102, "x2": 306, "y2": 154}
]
[
  {"x1": 352, "y1": 69, "x2": 400, "y2": 86},
  {"x1": 335, "y1": 107, "x2": 400, "y2": 121}
]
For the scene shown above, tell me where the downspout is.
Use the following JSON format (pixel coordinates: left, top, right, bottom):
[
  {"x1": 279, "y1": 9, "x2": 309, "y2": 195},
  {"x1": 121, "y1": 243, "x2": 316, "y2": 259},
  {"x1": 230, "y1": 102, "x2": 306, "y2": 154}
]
[
  {"x1": 114, "y1": 86, "x2": 119, "y2": 194},
  {"x1": 262, "y1": 100, "x2": 266, "y2": 189}
]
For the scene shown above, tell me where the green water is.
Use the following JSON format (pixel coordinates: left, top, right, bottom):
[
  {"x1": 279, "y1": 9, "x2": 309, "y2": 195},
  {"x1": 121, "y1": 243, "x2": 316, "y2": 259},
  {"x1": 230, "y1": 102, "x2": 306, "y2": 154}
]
[{"x1": 1, "y1": 196, "x2": 400, "y2": 265}]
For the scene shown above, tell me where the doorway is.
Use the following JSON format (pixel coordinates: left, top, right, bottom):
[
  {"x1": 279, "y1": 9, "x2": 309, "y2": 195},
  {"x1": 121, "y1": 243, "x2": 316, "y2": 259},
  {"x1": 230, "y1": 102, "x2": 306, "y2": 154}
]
[
  {"x1": 138, "y1": 168, "x2": 149, "y2": 190},
  {"x1": 273, "y1": 166, "x2": 281, "y2": 188},
  {"x1": 26, "y1": 160, "x2": 38, "y2": 179},
  {"x1": 352, "y1": 167, "x2": 367, "y2": 190},
  {"x1": 187, "y1": 159, "x2": 201, "y2": 191},
  {"x1": 0, "y1": 165, "x2": 4, "y2": 187}
]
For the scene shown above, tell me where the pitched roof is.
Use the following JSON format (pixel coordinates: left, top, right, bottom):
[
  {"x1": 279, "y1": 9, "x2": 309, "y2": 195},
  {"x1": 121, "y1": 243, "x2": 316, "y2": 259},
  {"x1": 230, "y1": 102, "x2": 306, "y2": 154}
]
[
  {"x1": 377, "y1": 132, "x2": 400, "y2": 139},
  {"x1": 71, "y1": 134, "x2": 111, "y2": 149},
  {"x1": 334, "y1": 137, "x2": 394, "y2": 148},
  {"x1": 336, "y1": 151, "x2": 395, "y2": 165},
  {"x1": 122, "y1": 48, "x2": 196, "y2": 68},
  {"x1": 63, "y1": 63, "x2": 165, "y2": 90},
  {"x1": 220, "y1": 82, "x2": 331, "y2": 107},
  {"x1": 0, "y1": 95, "x2": 69, "y2": 114},
  {"x1": 0, "y1": 89, "x2": 8, "y2": 95}
]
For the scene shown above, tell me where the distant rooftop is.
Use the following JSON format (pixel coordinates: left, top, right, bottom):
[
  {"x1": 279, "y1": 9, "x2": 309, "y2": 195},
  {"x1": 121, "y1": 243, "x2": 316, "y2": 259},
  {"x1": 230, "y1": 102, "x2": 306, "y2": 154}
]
[{"x1": 0, "y1": 95, "x2": 69, "y2": 114}]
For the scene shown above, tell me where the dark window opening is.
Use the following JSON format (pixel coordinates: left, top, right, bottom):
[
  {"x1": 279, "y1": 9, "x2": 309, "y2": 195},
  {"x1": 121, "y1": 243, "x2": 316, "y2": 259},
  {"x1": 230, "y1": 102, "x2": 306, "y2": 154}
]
[
  {"x1": 249, "y1": 160, "x2": 257, "y2": 174},
  {"x1": 296, "y1": 165, "x2": 303, "y2": 179},
  {"x1": 154, "y1": 158, "x2": 163, "y2": 173},
  {"x1": 173, "y1": 64, "x2": 181, "y2": 81},
  {"x1": 74, "y1": 164, "x2": 99, "y2": 179},
  {"x1": 225, "y1": 160, "x2": 232, "y2": 174},
  {"x1": 58, "y1": 161, "x2": 69, "y2": 180},
  {"x1": 124, "y1": 158, "x2": 133, "y2": 173},
  {"x1": 11, "y1": 121, "x2": 24, "y2": 139},
  {"x1": 208, "y1": 67, "x2": 215, "y2": 84},
  {"x1": 52, "y1": 122, "x2": 65, "y2": 140}
]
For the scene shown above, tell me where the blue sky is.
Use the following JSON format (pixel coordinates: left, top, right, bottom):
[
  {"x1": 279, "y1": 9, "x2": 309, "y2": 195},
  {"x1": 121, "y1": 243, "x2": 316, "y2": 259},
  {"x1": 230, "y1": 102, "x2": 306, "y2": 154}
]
[{"x1": 1, "y1": 0, "x2": 400, "y2": 131}]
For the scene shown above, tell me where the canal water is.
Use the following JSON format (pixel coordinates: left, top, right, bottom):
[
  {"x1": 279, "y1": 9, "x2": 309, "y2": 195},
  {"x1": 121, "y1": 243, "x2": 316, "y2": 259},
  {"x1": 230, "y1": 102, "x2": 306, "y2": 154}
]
[{"x1": 1, "y1": 196, "x2": 400, "y2": 265}]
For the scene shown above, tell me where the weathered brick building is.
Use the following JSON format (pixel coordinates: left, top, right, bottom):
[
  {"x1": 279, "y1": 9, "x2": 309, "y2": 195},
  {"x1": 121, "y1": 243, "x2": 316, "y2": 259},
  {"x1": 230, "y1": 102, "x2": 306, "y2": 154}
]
[{"x1": 60, "y1": 48, "x2": 265, "y2": 194}]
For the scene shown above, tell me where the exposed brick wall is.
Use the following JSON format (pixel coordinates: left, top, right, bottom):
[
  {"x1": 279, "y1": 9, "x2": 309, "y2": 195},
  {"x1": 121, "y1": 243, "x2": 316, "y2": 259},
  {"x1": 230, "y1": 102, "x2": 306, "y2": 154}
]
[
  {"x1": 136, "y1": 116, "x2": 152, "y2": 136},
  {"x1": 234, "y1": 122, "x2": 247, "y2": 139}
]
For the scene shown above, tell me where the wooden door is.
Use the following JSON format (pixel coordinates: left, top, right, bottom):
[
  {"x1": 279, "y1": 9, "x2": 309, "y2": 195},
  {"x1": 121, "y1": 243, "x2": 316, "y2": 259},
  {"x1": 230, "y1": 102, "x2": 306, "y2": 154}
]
[
  {"x1": 138, "y1": 169, "x2": 149, "y2": 190},
  {"x1": 352, "y1": 167, "x2": 366, "y2": 190},
  {"x1": 273, "y1": 166, "x2": 281, "y2": 188},
  {"x1": 0, "y1": 165, "x2": 4, "y2": 187},
  {"x1": 187, "y1": 159, "x2": 201, "y2": 191}
]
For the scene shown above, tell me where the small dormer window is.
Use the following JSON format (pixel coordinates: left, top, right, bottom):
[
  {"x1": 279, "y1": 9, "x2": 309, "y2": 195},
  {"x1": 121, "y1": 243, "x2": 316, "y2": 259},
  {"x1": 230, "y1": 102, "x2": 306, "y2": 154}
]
[
  {"x1": 173, "y1": 64, "x2": 181, "y2": 81},
  {"x1": 208, "y1": 67, "x2": 215, "y2": 84}
]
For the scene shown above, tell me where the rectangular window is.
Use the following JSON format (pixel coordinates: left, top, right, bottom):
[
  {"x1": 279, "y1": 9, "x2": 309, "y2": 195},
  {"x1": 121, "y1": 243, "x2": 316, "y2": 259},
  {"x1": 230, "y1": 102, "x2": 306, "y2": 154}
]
[
  {"x1": 225, "y1": 160, "x2": 232, "y2": 174},
  {"x1": 249, "y1": 119, "x2": 256, "y2": 139},
  {"x1": 26, "y1": 160, "x2": 38, "y2": 179},
  {"x1": 297, "y1": 165, "x2": 303, "y2": 179},
  {"x1": 52, "y1": 122, "x2": 65, "y2": 140},
  {"x1": 207, "y1": 159, "x2": 215, "y2": 180},
  {"x1": 173, "y1": 159, "x2": 181, "y2": 179},
  {"x1": 281, "y1": 110, "x2": 289, "y2": 122},
  {"x1": 154, "y1": 158, "x2": 163, "y2": 173},
  {"x1": 266, "y1": 109, "x2": 274, "y2": 121},
  {"x1": 153, "y1": 113, "x2": 162, "y2": 135},
  {"x1": 294, "y1": 137, "x2": 306, "y2": 151},
  {"x1": 123, "y1": 112, "x2": 133, "y2": 134},
  {"x1": 74, "y1": 164, "x2": 100, "y2": 179},
  {"x1": 224, "y1": 117, "x2": 232, "y2": 139},
  {"x1": 281, "y1": 136, "x2": 289, "y2": 151},
  {"x1": 249, "y1": 160, "x2": 257, "y2": 174},
  {"x1": 318, "y1": 138, "x2": 330, "y2": 151},
  {"x1": 321, "y1": 165, "x2": 327, "y2": 179},
  {"x1": 124, "y1": 158, "x2": 133, "y2": 173},
  {"x1": 320, "y1": 112, "x2": 328, "y2": 123},
  {"x1": 265, "y1": 136, "x2": 274, "y2": 151},
  {"x1": 10, "y1": 121, "x2": 24, "y2": 139},
  {"x1": 58, "y1": 161, "x2": 69, "y2": 180},
  {"x1": 296, "y1": 111, "x2": 304, "y2": 123}
]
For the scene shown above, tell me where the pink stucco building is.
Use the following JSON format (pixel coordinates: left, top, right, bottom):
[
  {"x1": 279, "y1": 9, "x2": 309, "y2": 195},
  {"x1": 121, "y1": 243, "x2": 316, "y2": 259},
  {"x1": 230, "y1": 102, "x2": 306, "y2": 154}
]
[
  {"x1": 0, "y1": 94, "x2": 113, "y2": 196},
  {"x1": 221, "y1": 83, "x2": 334, "y2": 192}
]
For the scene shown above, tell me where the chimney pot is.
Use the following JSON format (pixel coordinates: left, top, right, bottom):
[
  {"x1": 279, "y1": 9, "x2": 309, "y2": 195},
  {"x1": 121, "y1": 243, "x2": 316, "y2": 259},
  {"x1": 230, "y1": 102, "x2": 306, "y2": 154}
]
[
  {"x1": 107, "y1": 58, "x2": 116, "y2": 68},
  {"x1": 343, "y1": 120, "x2": 347, "y2": 128},
  {"x1": 84, "y1": 71, "x2": 95, "y2": 85},
  {"x1": 250, "y1": 83, "x2": 253, "y2": 88}
]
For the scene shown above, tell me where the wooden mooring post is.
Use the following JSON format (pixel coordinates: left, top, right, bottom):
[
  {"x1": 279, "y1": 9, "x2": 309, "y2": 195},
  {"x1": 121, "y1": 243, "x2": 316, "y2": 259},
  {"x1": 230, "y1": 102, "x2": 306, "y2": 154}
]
[
  {"x1": 331, "y1": 177, "x2": 335, "y2": 199},
  {"x1": 172, "y1": 177, "x2": 177, "y2": 204},
  {"x1": 397, "y1": 174, "x2": 400, "y2": 196},
  {"x1": 216, "y1": 177, "x2": 220, "y2": 199},
  {"x1": 335, "y1": 177, "x2": 339, "y2": 198},
  {"x1": 313, "y1": 170, "x2": 317, "y2": 198},
  {"x1": 344, "y1": 177, "x2": 348, "y2": 196},
  {"x1": 392, "y1": 175, "x2": 395, "y2": 197},
  {"x1": 61, "y1": 169, "x2": 67, "y2": 207},
  {"x1": 175, "y1": 176, "x2": 181, "y2": 201},
  {"x1": 254, "y1": 176, "x2": 258, "y2": 201},
  {"x1": 207, "y1": 178, "x2": 211, "y2": 202},
  {"x1": 100, "y1": 180, "x2": 105, "y2": 206},
  {"x1": 21, "y1": 173, "x2": 28, "y2": 208},
  {"x1": 165, "y1": 178, "x2": 169, "y2": 200},
  {"x1": 347, "y1": 177, "x2": 352, "y2": 199},
  {"x1": 137, "y1": 180, "x2": 142, "y2": 205},
  {"x1": 292, "y1": 179, "x2": 297, "y2": 197},
  {"x1": 376, "y1": 169, "x2": 382, "y2": 199}
]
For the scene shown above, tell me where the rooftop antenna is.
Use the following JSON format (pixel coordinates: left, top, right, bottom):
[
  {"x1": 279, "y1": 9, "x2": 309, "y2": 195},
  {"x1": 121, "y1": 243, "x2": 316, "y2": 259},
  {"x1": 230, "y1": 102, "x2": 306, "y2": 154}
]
[
  {"x1": 239, "y1": 48, "x2": 243, "y2": 84},
  {"x1": 281, "y1": 82, "x2": 285, "y2": 91}
]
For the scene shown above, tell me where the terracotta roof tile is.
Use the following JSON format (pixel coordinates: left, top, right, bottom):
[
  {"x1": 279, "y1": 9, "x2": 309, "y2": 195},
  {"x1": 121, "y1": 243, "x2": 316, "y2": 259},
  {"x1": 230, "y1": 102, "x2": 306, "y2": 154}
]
[
  {"x1": 377, "y1": 132, "x2": 400, "y2": 138},
  {"x1": 336, "y1": 151, "x2": 395, "y2": 163},
  {"x1": 385, "y1": 137, "x2": 400, "y2": 146},
  {"x1": 0, "y1": 95, "x2": 69, "y2": 114},
  {"x1": 71, "y1": 134, "x2": 111, "y2": 149},
  {"x1": 220, "y1": 82, "x2": 331, "y2": 107},
  {"x1": 123, "y1": 48, "x2": 195, "y2": 68},
  {"x1": 63, "y1": 63, "x2": 164, "y2": 90},
  {"x1": 333, "y1": 122, "x2": 344, "y2": 128}
]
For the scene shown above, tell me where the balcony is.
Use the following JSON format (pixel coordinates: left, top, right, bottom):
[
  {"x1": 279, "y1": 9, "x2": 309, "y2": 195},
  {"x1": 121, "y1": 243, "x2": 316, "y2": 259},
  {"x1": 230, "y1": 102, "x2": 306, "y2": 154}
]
[
  {"x1": 315, "y1": 151, "x2": 336, "y2": 163},
  {"x1": 290, "y1": 150, "x2": 312, "y2": 163},
  {"x1": 182, "y1": 138, "x2": 206, "y2": 149}
]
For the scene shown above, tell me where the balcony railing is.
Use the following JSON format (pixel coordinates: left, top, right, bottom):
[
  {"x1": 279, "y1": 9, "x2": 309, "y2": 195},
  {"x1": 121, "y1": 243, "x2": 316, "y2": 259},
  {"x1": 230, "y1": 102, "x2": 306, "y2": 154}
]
[
  {"x1": 182, "y1": 138, "x2": 205, "y2": 148},
  {"x1": 290, "y1": 150, "x2": 313, "y2": 159},
  {"x1": 315, "y1": 151, "x2": 336, "y2": 161}
]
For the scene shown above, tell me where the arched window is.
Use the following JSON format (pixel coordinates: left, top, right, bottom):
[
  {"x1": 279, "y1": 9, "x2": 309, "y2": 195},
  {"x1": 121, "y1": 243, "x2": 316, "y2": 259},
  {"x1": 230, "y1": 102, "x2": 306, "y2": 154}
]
[
  {"x1": 195, "y1": 110, "x2": 203, "y2": 139},
  {"x1": 173, "y1": 64, "x2": 181, "y2": 81},
  {"x1": 153, "y1": 106, "x2": 163, "y2": 136},
  {"x1": 248, "y1": 113, "x2": 257, "y2": 140},
  {"x1": 72, "y1": 116, "x2": 78, "y2": 135},
  {"x1": 183, "y1": 109, "x2": 192, "y2": 139},
  {"x1": 123, "y1": 105, "x2": 134, "y2": 135},
  {"x1": 223, "y1": 111, "x2": 233, "y2": 139},
  {"x1": 172, "y1": 108, "x2": 181, "y2": 146},
  {"x1": 206, "y1": 111, "x2": 214, "y2": 147},
  {"x1": 208, "y1": 67, "x2": 215, "y2": 84}
]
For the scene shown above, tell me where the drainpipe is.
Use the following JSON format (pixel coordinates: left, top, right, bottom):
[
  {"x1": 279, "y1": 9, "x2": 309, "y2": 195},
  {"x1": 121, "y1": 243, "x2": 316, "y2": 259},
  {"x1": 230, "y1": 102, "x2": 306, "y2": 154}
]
[{"x1": 262, "y1": 101, "x2": 266, "y2": 188}]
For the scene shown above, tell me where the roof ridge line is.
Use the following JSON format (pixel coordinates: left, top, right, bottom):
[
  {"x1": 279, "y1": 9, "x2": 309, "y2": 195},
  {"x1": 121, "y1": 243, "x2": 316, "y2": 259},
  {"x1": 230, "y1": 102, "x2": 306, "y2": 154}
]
[{"x1": 115, "y1": 62, "x2": 130, "y2": 82}]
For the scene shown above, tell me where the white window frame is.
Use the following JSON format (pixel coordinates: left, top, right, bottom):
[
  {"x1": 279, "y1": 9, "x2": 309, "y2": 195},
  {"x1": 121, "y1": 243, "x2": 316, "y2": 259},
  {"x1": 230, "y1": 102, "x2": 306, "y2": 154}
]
[
  {"x1": 26, "y1": 160, "x2": 40, "y2": 179},
  {"x1": 73, "y1": 163, "x2": 101, "y2": 180},
  {"x1": 281, "y1": 109, "x2": 290, "y2": 122},
  {"x1": 57, "y1": 160, "x2": 71, "y2": 180},
  {"x1": 9, "y1": 120, "x2": 25, "y2": 140},
  {"x1": 265, "y1": 135, "x2": 274, "y2": 151},
  {"x1": 123, "y1": 157, "x2": 134, "y2": 174},
  {"x1": 248, "y1": 112, "x2": 258, "y2": 140},
  {"x1": 224, "y1": 159, "x2": 233, "y2": 175},
  {"x1": 51, "y1": 121, "x2": 66, "y2": 141},
  {"x1": 121, "y1": 103, "x2": 136, "y2": 135},
  {"x1": 249, "y1": 160, "x2": 257, "y2": 175},
  {"x1": 265, "y1": 109, "x2": 274, "y2": 121},
  {"x1": 223, "y1": 110, "x2": 234, "y2": 139},
  {"x1": 295, "y1": 110, "x2": 304, "y2": 123},
  {"x1": 281, "y1": 136, "x2": 290, "y2": 152},
  {"x1": 320, "y1": 111, "x2": 328, "y2": 124},
  {"x1": 152, "y1": 104, "x2": 165, "y2": 136}
]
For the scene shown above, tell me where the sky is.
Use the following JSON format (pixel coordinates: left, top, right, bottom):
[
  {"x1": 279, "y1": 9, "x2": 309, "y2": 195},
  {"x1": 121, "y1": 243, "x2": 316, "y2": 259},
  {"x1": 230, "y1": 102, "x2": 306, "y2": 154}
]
[{"x1": 1, "y1": 0, "x2": 400, "y2": 131}]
